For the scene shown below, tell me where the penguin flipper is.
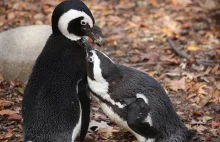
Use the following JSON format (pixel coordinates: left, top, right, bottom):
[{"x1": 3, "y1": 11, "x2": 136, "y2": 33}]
[
  {"x1": 127, "y1": 98, "x2": 160, "y2": 138},
  {"x1": 77, "y1": 77, "x2": 90, "y2": 141}
]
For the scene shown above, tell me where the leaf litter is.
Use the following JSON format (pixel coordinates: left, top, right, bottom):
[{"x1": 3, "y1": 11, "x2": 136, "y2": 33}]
[{"x1": 1, "y1": 0, "x2": 220, "y2": 141}]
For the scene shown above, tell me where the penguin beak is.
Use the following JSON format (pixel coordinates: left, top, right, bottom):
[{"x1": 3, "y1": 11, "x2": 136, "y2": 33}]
[{"x1": 81, "y1": 24, "x2": 105, "y2": 47}]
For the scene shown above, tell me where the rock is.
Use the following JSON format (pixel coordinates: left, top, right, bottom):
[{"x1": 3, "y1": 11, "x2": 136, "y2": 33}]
[{"x1": 0, "y1": 25, "x2": 52, "y2": 83}]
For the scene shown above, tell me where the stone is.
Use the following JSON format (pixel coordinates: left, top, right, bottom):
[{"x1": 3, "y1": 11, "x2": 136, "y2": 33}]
[{"x1": 0, "y1": 25, "x2": 52, "y2": 82}]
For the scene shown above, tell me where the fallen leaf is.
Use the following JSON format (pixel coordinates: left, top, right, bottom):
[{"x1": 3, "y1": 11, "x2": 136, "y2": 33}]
[
  {"x1": 168, "y1": 77, "x2": 186, "y2": 91},
  {"x1": 182, "y1": 72, "x2": 194, "y2": 80},
  {"x1": 198, "y1": 85, "x2": 209, "y2": 95},
  {"x1": 7, "y1": 114, "x2": 22, "y2": 122},
  {"x1": 0, "y1": 109, "x2": 18, "y2": 115},
  {"x1": 0, "y1": 100, "x2": 14, "y2": 108},
  {"x1": 97, "y1": 127, "x2": 119, "y2": 137},
  {"x1": 17, "y1": 87, "x2": 25, "y2": 94},
  {"x1": 0, "y1": 130, "x2": 14, "y2": 139},
  {"x1": 212, "y1": 121, "x2": 220, "y2": 128},
  {"x1": 187, "y1": 45, "x2": 201, "y2": 51},
  {"x1": 193, "y1": 125, "x2": 207, "y2": 134},
  {"x1": 129, "y1": 56, "x2": 141, "y2": 63},
  {"x1": 94, "y1": 113, "x2": 108, "y2": 120}
]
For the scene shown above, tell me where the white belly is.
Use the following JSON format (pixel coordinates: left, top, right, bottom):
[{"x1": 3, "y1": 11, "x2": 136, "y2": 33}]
[{"x1": 91, "y1": 95, "x2": 155, "y2": 142}]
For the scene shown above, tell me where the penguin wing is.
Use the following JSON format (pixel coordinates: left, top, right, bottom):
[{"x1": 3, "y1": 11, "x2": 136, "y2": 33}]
[
  {"x1": 77, "y1": 77, "x2": 90, "y2": 141},
  {"x1": 126, "y1": 98, "x2": 160, "y2": 138}
]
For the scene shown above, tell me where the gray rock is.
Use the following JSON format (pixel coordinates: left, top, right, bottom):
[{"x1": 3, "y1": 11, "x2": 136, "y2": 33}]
[{"x1": 0, "y1": 25, "x2": 52, "y2": 82}]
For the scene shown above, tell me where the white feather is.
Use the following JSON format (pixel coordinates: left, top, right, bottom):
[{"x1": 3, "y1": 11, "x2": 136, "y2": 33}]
[
  {"x1": 94, "y1": 49, "x2": 114, "y2": 63},
  {"x1": 87, "y1": 50, "x2": 125, "y2": 108},
  {"x1": 136, "y1": 93, "x2": 153, "y2": 126},
  {"x1": 71, "y1": 102, "x2": 82, "y2": 142},
  {"x1": 91, "y1": 95, "x2": 149, "y2": 142},
  {"x1": 58, "y1": 9, "x2": 93, "y2": 41}
]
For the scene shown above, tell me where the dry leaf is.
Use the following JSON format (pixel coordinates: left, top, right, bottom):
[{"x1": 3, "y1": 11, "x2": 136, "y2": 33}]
[
  {"x1": 0, "y1": 109, "x2": 18, "y2": 115},
  {"x1": 169, "y1": 77, "x2": 186, "y2": 91},
  {"x1": 193, "y1": 125, "x2": 207, "y2": 134},
  {"x1": 0, "y1": 130, "x2": 14, "y2": 139},
  {"x1": 212, "y1": 121, "x2": 220, "y2": 128},
  {"x1": 7, "y1": 114, "x2": 22, "y2": 121},
  {"x1": 129, "y1": 56, "x2": 141, "y2": 63},
  {"x1": 97, "y1": 127, "x2": 119, "y2": 137},
  {"x1": 187, "y1": 45, "x2": 200, "y2": 51}
]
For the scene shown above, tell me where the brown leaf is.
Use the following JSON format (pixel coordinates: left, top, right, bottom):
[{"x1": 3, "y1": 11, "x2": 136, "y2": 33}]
[
  {"x1": 7, "y1": 114, "x2": 22, "y2": 122},
  {"x1": 97, "y1": 127, "x2": 119, "y2": 137},
  {"x1": 212, "y1": 121, "x2": 220, "y2": 128},
  {"x1": 0, "y1": 100, "x2": 14, "y2": 108},
  {"x1": 198, "y1": 85, "x2": 208, "y2": 95},
  {"x1": 187, "y1": 45, "x2": 201, "y2": 51},
  {"x1": 159, "y1": 55, "x2": 179, "y2": 64},
  {"x1": 192, "y1": 125, "x2": 207, "y2": 134},
  {"x1": 94, "y1": 113, "x2": 108, "y2": 120},
  {"x1": 129, "y1": 56, "x2": 141, "y2": 63},
  {"x1": 0, "y1": 130, "x2": 14, "y2": 139},
  {"x1": 0, "y1": 109, "x2": 18, "y2": 115},
  {"x1": 169, "y1": 77, "x2": 186, "y2": 91}
]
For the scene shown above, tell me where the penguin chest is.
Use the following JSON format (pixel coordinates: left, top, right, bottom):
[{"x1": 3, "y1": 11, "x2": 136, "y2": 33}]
[{"x1": 91, "y1": 95, "x2": 151, "y2": 142}]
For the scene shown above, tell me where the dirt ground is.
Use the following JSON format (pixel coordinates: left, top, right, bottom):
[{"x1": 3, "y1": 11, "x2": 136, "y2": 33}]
[{"x1": 0, "y1": 0, "x2": 220, "y2": 141}]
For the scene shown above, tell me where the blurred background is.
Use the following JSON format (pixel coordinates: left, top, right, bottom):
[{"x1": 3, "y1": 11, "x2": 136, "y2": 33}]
[{"x1": 0, "y1": 0, "x2": 220, "y2": 141}]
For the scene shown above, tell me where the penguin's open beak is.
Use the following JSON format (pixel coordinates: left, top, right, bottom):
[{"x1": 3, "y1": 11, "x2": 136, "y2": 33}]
[{"x1": 81, "y1": 24, "x2": 105, "y2": 47}]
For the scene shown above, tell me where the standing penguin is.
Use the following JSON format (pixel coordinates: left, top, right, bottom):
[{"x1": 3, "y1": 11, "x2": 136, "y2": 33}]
[
  {"x1": 21, "y1": 0, "x2": 104, "y2": 142},
  {"x1": 82, "y1": 42, "x2": 194, "y2": 142}
]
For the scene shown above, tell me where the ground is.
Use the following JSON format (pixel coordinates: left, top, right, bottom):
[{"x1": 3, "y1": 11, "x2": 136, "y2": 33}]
[{"x1": 0, "y1": 0, "x2": 220, "y2": 142}]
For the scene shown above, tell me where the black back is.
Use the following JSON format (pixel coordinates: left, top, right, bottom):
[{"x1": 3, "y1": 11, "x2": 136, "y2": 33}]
[{"x1": 22, "y1": 35, "x2": 88, "y2": 141}]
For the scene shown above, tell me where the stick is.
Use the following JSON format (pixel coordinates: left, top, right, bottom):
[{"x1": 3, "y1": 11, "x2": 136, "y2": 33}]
[
  {"x1": 167, "y1": 38, "x2": 219, "y2": 68},
  {"x1": 167, "y1": 37, "x2": 192, "y2": 61}
]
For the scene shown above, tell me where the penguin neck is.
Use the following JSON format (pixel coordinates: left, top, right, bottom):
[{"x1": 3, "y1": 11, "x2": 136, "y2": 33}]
[
  {"x1": 39, "y1": 34, "x2": 87, "y2": 71},
  {"x1": 48, "y1": 34, "x2": 83, "y2": 50}
]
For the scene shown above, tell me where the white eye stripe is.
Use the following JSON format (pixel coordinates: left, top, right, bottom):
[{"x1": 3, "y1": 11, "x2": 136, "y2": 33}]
[
  {"x1": 58, "y1": 9, "x2": 93, "y2": 41},
  {"x1": 94, "y1": 49, "x2": 114, "y2": 63}
]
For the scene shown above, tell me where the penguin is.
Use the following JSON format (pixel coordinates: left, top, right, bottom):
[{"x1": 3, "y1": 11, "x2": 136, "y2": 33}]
[
  {"x1": 21, "y1": 0, "x2": 104, "y2": 142},
  {"x1": 81, "y1": 41, "x2": 194, "y2": 142}
]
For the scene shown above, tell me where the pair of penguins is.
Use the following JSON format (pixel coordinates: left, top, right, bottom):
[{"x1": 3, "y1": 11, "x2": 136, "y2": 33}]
[{"x1": 21, "y1": 0, "x2": 194, "y2": 142}]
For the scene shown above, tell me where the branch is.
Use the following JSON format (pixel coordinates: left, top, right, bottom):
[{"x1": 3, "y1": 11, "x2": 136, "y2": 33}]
[
  {"x1": 167, "y1": 38, "x2": 219, "y2": 68},
  {"x1": 167, "y1": 38, "x2": 192, "y2": 61}
]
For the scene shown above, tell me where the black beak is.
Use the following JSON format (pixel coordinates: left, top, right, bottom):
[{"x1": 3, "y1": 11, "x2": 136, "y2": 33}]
[{"x1": 81, "y1": 24, "x2": 105, "y2": 47}]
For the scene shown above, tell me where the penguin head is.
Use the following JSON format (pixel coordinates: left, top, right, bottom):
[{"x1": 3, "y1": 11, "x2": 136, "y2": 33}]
[
  {"x1": 86, "y1": 49, "x2": 122, "y2": 94},
  {"x1": 52, "y1": 0, "x2": 105, "y2": 46}
]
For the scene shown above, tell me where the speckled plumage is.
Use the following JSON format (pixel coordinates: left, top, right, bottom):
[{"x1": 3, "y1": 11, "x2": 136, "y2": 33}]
[
  {"x1": 21, "y1": 0, "x2": 104, "y2": 141},
  {"x1": 22, "y1": 35, "x2": 89, "y2": 142}
]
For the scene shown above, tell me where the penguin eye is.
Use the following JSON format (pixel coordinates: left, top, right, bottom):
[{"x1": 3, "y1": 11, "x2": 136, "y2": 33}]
[
  {"x1": 81, "y1": 20, "x2": 87, "y2": 25},
  {"x1": 89, "y1": 57, "x2": 93, "y2": 62}
]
